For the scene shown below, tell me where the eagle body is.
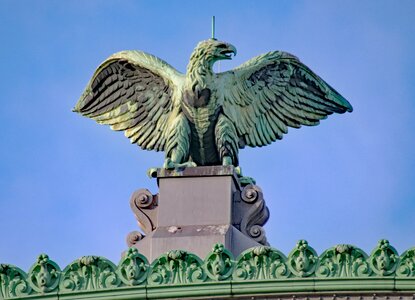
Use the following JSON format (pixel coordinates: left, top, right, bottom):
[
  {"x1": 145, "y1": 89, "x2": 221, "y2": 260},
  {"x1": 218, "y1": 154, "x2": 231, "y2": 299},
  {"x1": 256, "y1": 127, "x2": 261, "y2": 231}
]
[
  {"x1": 74, "y1": 39, "x2": 352, "y2": 170},
  {"x1": 182, "y1": 64, "x2": 225, "y2": 165},
  {"x1": 184, "y1": 102, "x2": 222, "y2": 166}
]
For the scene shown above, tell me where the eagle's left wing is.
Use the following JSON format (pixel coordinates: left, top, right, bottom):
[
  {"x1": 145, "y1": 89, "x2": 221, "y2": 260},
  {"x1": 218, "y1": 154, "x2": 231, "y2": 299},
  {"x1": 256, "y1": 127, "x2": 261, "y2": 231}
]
[
  {"x1": 74, "y1": 50, "x2": 184, "y2": 152},
  {"x1": 219, "y1": 51, "x2": 352, "y2": 148}
]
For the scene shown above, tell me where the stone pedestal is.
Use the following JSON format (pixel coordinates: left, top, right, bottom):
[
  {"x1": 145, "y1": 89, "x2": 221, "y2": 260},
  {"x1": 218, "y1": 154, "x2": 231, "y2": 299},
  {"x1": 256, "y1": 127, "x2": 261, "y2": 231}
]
[{"x1": 127, "y1": 166, "x2": 269, "y2": 262}]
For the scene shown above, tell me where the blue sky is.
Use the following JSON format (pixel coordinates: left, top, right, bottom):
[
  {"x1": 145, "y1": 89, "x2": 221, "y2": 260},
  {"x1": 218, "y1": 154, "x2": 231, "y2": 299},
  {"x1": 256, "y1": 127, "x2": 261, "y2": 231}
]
[{"x1": 1, "y1": 1, "x2": 414, "y2": 271}]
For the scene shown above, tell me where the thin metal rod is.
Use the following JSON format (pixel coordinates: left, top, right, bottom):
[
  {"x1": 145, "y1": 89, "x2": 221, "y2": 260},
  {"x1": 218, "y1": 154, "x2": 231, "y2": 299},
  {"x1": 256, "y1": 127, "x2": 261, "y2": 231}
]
[{"x1": 212, "y1": 16, "x2": 215, "y2": 39}]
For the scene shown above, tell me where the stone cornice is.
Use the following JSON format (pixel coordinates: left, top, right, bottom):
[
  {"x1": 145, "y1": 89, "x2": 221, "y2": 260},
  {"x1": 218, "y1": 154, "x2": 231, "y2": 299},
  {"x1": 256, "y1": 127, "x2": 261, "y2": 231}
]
[{"x1": 1, "y1": 240, "x2": 414, "y2": 299}]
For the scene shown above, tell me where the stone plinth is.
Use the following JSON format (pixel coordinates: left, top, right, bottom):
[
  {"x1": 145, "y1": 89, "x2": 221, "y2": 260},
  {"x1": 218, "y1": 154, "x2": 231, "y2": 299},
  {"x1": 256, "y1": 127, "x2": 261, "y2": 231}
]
[{"x1": 127, "y1": 166, "x2": 269, "y2": 262}]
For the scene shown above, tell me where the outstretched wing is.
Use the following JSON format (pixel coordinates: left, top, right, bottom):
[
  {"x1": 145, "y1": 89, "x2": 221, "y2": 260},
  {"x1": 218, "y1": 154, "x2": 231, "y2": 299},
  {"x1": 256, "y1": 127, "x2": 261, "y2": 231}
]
[
  {"x1": 219, "y1": 51, "x2": 353, "y2": 148},
  {"x1": 74, "y1": 50, "x2": 184, "y2": 151}
]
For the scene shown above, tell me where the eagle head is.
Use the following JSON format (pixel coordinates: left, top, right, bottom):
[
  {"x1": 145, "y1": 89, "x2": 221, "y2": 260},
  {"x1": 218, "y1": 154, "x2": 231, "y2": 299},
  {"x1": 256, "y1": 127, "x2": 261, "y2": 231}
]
[{"x1": 189, "y1": 39, "x2": 237, "y2": 70}]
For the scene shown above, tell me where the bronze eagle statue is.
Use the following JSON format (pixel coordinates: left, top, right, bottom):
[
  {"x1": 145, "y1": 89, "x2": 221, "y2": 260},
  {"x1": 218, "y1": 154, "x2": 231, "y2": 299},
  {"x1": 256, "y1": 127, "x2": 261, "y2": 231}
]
[{"x1": 74, "y1": 39, "x2": 352, "y2": 172}]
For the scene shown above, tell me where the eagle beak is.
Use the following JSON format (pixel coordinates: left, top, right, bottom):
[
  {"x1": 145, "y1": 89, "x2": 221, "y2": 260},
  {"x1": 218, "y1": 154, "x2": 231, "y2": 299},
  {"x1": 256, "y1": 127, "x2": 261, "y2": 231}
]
[
  {"x1": 228, "y1": 44, "x2": 237, "y2": 57},
  {"x1": 219, "y1": 44, "x2": 237, "y2": 59}
]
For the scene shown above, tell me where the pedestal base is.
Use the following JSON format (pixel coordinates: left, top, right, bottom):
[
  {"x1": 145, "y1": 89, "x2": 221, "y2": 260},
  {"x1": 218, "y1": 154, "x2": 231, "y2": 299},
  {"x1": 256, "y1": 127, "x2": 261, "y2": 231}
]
[{"x1": 127, "y1": 166, "x2": 269, "y2": 261}]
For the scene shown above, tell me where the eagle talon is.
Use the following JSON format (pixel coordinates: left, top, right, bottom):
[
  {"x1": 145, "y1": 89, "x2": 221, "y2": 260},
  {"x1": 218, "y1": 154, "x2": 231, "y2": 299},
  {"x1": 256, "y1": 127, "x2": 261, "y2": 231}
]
[
  {"x1": 163, "y1": 158, "x2": 175, "y2": 170},
  {"x1": 163, "y1": 158, "x2": 197, "y2": 170},
  {"x1": 182, "y1": 161, "x2": 197, "y2": 168},
  {"x1": 234, "y1": 166, "x2": 256, "y2": 186},
  {"x1": 222, "y1": 156, "x2": 233, "y2": 166},
  {"x1": 239, "y1": 176, "x2": 256, "y2": 186},
  {"x1": 147, "y1": 167, "x2": 158, "y2": 178}
]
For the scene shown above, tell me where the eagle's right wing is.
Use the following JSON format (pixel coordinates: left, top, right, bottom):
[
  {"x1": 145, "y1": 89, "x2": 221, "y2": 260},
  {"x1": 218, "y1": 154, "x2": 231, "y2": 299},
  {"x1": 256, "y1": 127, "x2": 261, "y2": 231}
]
[
  {"x1": 219, "y1": 51, "x2": 352, "y2": 148},
  {"x1": 74, "y1": 51, "x2": 184, "y2": 152}
]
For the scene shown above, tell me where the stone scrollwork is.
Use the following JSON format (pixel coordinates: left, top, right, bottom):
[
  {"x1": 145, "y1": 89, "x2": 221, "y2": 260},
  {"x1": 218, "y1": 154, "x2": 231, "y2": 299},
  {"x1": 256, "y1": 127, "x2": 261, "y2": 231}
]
[
  {"x1": 396, "y1": 247, "x2": 415, "y2": 277},
  {"x1": 147, "y1": 250, "x2": 206, "y2": 285},
  {"x1": 126, "y1": 231, "x2": 145, "y2": 248},
  {"x1": 234, "y1": 184, "x2": 269, "y2": 246},
  {"x1": 28, "y1": 254, "x2": 60, "y2": 293},
  {"x1": 233, "y1": 246, "x2": 289, "y2": 280},
  {"x1": 288, "y1": 240, "x2": 318, "y2": 277},
  {"x1": 60, "y1": 256, "x2": 120, "y2": 292},
  {"x1": 369, "y1": 239, "x2": 399, "y2": 276},
  {"x1": 204, "y1": 244, "x2": 234, "y2": 280},
  {"x1": 128, "y1": 188, "x2": 158, "y2": 247},
  {"x1": 316, "y1": 245, "x2": 371, "y2": 278},
  {"x1": 240, "y1": 184, "x2": 261, "y2": 203},
  {"x1": 117, "y1": 248, "x2": 149, "y2": 286},
  {"x1": 0, "y1": 264, "x2": 31, "y2": 299}
]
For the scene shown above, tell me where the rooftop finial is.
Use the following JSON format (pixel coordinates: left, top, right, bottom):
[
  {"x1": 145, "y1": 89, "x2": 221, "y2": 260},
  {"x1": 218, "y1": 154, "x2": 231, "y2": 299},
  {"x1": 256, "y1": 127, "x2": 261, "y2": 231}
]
[{"x1": 212, "y1": 16, "x2": 216, "y2": 40}]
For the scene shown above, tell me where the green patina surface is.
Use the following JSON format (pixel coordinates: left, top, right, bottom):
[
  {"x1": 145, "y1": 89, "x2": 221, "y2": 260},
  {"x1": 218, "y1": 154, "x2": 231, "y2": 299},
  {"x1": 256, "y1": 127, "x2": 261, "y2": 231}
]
[
  {"x1": 73, "y1": 39, "x2": 352, "y2": 176},
  {"x1": 1, "y1": 240, "x2": 414, "y2": 299}
]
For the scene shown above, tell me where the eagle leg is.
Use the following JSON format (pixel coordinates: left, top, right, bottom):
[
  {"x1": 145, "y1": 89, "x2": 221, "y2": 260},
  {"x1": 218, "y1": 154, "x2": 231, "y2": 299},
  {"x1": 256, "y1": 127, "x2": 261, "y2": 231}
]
[
  {"x1": 215, "y1": 114, "x2": 239, "y2": 167},
  {"x1": 164, "y1": 113, "x2": 196, "y2": 169},
  {"x1": 214, "y1": 114, "x2": 256, "y2": 185}
]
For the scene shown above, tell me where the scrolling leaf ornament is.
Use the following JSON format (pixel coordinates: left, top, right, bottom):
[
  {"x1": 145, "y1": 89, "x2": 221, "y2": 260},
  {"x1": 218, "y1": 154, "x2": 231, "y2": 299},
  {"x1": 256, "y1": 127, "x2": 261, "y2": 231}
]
[
  {"x1": 148, "y1": 250, "x2": 206, "y2": 285},
  {"x1": 204, "y1": 244, "x2": 234, "y2": 281},
  {"x1": 369, "y1": 239, "x2": 399, "y2": 276},
  {"x1": 117, "y1": 248, "x2": 149, "y2": 286},
  {"x1": 0, "y1": 264, "x2": 31, "y2": 299},
  {"x1": 287, "y1": 240, "x2": 318, "y2": 277},
  {"x1": 233, "y1": 246, "x2": 289, "y2": 280},
  {"x1": 60, "y1": 256, "x2": 120, "y2": 292},
  {"x1": 28, "y1": 254, "x2": 60, "y2": 293},
  {"x1": 316, "y1": 245, "x2": 371, "y2": 278},
  {"x1": 396, "y1": 247, "x2": 415, "y2": 277}
]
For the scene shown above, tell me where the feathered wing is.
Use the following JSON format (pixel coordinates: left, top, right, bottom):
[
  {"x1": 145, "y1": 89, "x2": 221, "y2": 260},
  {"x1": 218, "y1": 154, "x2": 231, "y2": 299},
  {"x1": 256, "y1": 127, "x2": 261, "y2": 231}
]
[
  {"x1": 219, "y1": 51, "x2": 353, "y2": 148},
  {"x1": 74, "y1": 50, "x2": 184, "y2": 152}
]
